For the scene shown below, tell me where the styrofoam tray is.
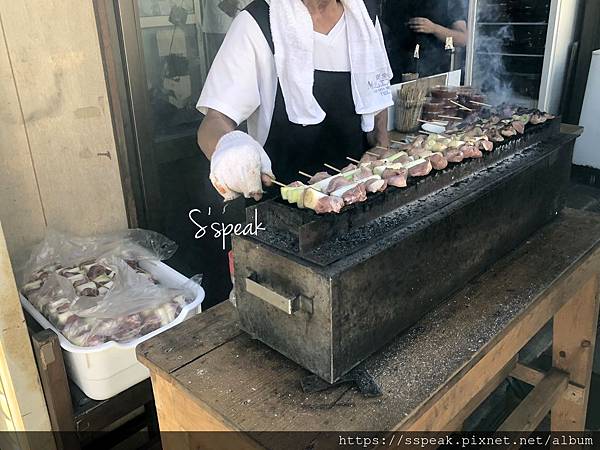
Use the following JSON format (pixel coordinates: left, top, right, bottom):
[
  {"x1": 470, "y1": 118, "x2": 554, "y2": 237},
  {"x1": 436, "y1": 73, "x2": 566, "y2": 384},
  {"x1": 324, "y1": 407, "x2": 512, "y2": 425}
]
[{"x1": 20, "y1": 260, "x2": 204, "y2": 400}]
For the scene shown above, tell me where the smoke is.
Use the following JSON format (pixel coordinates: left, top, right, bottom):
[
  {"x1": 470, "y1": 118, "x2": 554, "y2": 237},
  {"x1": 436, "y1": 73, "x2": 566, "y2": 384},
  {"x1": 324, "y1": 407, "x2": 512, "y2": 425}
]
[{"x1": 472, "y1": 24, "x2": 517, "y2": 105}]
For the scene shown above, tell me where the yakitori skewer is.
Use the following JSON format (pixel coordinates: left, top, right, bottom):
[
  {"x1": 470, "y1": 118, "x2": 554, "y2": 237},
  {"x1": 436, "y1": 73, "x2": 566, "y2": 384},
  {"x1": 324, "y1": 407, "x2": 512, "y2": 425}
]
[
  {"x1": 449, "y1": 99, "x2": 472, "y2": 111},
  {"x1": 365, "y1": 151, "x2": 380, "y2": 157},
  {"x1": 299, "y1": 171, "x2": 313, "y2": 179},
  {"x1": 324, "y1": 163, "x2": 342, "y2": 173}
]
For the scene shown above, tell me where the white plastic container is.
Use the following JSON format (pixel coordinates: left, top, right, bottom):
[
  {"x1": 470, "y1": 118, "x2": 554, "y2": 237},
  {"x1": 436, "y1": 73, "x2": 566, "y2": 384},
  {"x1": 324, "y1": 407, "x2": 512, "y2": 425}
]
[{"x1": 20, "y1": 260, "x2": 204, "y2": 400}]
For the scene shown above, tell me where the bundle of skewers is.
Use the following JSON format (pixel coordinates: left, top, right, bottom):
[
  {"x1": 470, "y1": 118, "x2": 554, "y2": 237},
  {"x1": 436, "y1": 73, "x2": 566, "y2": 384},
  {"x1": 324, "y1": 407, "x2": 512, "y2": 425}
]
[
  {"x1": 395, "y1": 74, "x2": 448, "y2": 132},
  {"x1": 274, "y1": 103, "x2": 556, "y2": 215}
]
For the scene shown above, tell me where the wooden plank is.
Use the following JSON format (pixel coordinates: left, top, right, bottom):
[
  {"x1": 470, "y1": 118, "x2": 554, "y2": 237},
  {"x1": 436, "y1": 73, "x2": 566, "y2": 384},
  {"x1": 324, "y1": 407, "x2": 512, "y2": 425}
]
[
  {"x1": 140, "y1": 211, "x2": 600, "y2": 436},
  {"x1": 551, "y1": 275, "x2": 600, "y2": 430},
  {"x1": 510, "y1": 363, "x2": 545, "y2": 385},
  {"x1": 498, "y1": 368, "x2": 568, "y2": 432},
  {"x1": 137, "y1": 300, "x2": 242, "y2": 375},
  {"x1": 0, "y1": 12, "x2": 46, "y2": 266},
  {"x1": 92, "y1": 0, "x2": 140, "y2": 228},
  {"x1": 150, "y1": 370, "x2": 264, "y2": 450},
  {"x1": 444, "y1": 356, "x2": 518, "y2": 431},
  {"x1": 0, "y1": 0, "x2": 127, "y2": 238},
  {"x1": 31, "y1": 330, "x2": 80, "y2": 450},
  {"x1": 0, "y1": 221, "x2": 54, "y2": 449},
  {"x1": 510, "y1": 363, "x2": 585, "y2": 405}
]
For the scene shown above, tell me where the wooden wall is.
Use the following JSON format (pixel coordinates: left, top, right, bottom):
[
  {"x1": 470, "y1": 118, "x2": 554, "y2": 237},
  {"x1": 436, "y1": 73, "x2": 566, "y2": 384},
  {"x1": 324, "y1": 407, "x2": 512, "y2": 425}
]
[
  {"x1": 0, "y1": 221, "x2": 54, "y2": 444},
  {"x1": 0, "y1": 0, "x2": 128, "y2": 268}
]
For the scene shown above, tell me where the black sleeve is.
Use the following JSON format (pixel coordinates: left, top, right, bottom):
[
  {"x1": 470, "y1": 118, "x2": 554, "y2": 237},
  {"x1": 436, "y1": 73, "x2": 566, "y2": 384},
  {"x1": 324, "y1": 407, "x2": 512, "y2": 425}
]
[{"x1": 447, "y1": 0, "x2": 467, "y2": 25}]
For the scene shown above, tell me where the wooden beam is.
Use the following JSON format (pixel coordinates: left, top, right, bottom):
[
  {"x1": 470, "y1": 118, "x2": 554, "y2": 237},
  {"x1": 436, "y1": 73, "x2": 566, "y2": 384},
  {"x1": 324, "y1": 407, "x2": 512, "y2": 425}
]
[
  {"x1": 444, "y1": 356, "x2": 518, "y2": 431},
  {"x1": 149, "y1": 370, "x2": 263, "y2": 450},
  {"x1": 498, "y1": 368, "x2": 568, "y2": 432},
  {"x1": 0, "y1": 221, "x2": 54, "y2": 449},
  {"x1": 31, "y1": 330, "x2": 80, "y2": 450},
  {"x1": 551, "y1": 276, "x2": 600, "y2": 430},
  {"x1": 510, "y1": 363, "x2": 585, "y2": 405}
]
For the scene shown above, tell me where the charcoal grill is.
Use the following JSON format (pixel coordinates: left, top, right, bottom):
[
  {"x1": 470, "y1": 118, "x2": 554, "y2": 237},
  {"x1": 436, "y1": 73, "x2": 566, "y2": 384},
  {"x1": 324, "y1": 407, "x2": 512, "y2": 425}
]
[{"x1": 232, "y1": 119, "x2": 577, "y2": 383}]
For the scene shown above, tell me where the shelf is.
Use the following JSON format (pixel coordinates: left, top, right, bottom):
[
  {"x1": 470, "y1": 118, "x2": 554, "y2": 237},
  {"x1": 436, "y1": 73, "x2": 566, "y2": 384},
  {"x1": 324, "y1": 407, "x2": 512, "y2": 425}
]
[
  {"x1": 478, "y1": 22, "x2": 548, "y2": 26},
  {"x1": 476, "y1": 52, "x2": 545, "y2": 58}
]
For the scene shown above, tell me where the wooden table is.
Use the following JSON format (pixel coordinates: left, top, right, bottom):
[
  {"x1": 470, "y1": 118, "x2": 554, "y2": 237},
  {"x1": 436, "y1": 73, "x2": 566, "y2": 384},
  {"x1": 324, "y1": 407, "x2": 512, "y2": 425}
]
[{"x1": 137, "y1": 209, "x2": 600, "y2": 449}]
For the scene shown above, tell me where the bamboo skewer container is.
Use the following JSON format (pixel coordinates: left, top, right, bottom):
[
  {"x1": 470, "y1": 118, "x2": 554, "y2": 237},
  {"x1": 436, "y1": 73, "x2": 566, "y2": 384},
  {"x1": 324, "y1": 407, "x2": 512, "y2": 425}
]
[{"x1": 394, "y1": 75, "x2": 447, "y2": 133}]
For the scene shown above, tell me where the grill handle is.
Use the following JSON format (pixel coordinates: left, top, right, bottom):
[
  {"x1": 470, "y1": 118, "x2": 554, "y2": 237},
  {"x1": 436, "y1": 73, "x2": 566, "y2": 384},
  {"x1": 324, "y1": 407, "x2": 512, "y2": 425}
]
[{"x1": 245, "y1": 275, "x2": 312, "y2": 315}]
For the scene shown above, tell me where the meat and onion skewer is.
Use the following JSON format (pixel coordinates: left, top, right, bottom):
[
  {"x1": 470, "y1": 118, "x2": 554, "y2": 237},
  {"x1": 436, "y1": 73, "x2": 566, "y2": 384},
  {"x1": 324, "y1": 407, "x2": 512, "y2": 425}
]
[{"x1": 278, "y1": 104, "x2": 556, "y2": 214}]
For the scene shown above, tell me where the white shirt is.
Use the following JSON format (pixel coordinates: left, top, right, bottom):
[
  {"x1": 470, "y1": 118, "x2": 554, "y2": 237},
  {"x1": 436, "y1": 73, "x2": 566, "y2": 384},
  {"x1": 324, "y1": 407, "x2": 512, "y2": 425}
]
[{"x1": 197, "y1": 11, "x2": 352, "y2": 145}]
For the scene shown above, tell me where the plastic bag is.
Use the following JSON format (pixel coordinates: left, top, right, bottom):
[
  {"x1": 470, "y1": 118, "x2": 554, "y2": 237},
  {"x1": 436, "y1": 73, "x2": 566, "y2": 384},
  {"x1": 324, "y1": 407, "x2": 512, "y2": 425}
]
[
  {"x1": 62, "y1": 268, "x2": 201, "y2": 347},
  {"x1": 70, "y1": 257, "x2": 201, "y2": 319},
  {"x1": 19, "y1": 228, "x2": 177, "y2": 285},
  {"x1": 24, "y1": 259, "x2": 202, "y2": 346},
  {"x1": 18, "y1": 228, "x2": 203, "y2": 347}
]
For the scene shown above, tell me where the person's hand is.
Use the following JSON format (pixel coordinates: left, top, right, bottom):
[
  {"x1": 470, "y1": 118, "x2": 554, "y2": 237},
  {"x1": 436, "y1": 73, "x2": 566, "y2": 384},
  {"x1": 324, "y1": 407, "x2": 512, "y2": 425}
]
[
  {"x1": 408, "y1": 17, "x2": 438, "y2": 34},
  {"x1": 209, "y1": 131, "x2": 274, "y2": 202}
]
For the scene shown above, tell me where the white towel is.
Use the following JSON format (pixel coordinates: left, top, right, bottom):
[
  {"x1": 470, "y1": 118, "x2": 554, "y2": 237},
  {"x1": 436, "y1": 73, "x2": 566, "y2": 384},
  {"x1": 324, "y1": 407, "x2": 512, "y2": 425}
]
[{"x1": 269, "y1": 0, "x2": 393, "y2": 132}]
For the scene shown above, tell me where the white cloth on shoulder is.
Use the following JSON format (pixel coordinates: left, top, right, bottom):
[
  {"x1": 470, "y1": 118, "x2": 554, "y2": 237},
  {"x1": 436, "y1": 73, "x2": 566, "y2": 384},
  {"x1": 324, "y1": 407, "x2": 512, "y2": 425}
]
[{"x1": 269, "y1": 0, "x2": 393, "y2": 131}]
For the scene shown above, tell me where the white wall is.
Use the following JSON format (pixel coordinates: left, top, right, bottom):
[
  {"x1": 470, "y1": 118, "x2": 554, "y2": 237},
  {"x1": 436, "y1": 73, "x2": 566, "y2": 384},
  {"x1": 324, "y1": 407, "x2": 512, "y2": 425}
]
[{"x1": 539, "y1": 0, "x2": 583, "y2": 114}]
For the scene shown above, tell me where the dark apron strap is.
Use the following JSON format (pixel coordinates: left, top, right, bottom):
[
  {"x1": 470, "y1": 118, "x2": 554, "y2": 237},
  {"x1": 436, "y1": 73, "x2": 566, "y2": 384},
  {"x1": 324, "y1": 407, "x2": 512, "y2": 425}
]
[{"x1": 244, "y1": 0, "x2": 274, "y2": 53}]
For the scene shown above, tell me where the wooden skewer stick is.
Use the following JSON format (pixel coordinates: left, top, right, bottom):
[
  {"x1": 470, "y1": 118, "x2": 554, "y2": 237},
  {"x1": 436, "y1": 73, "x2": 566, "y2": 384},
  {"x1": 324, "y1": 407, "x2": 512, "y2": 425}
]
[
  {"x1": 438, "y1": 115, "x2": 462, "y2": 121},
  {"x1": 365, "y1": 151, "x2": 380, "y2": 157},
  {"x1": 390, "y1": 139, "x2": 404, "y2": 145},
  {"x1": 470, "y1": 100, "x2": 492, "y2": 107},
  {"x1": 269, "y1": 178, "x2": 286, "y2": 187},
  {"x1": 346, "y1": 156, "x2": 360, "y2": 164},
  {"x1": 298, "y1": 171, "x2": 313, "y2": 179},
  {"x1": 418, "y1": 119, "x2": 446, "y2": 125},
  {"x1": 449, "y1": 99, "x2": 472, "y2": 111},
  {"x1": 375, "y1": 145, "x2": 388, "y2": 151},
  {"x1": 323, "y1": 163, "x2": 341, "y2": 173}
]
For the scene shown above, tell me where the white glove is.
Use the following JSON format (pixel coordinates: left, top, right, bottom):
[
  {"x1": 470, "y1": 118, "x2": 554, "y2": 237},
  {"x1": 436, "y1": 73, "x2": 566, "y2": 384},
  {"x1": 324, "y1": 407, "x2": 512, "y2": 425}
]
[{"x1": 209, "y1": 131, "x2": 275, "y2": 201}]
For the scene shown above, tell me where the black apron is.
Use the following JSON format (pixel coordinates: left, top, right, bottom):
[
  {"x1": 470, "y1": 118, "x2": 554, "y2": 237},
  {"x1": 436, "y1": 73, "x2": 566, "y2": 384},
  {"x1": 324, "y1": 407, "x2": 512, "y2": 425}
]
[{"x1": 245, "y1": 0, "x2": 375, "y2": 185}]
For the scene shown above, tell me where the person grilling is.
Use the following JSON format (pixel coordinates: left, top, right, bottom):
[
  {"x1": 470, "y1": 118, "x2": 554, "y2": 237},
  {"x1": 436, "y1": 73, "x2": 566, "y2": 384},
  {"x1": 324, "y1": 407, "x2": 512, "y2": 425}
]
[
  {"x1": 382, "y1": 0, "x2": 468, "y2": 81},
  {"x1": 196, "y1": 0, "x2": 394, "y2": 201}
]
